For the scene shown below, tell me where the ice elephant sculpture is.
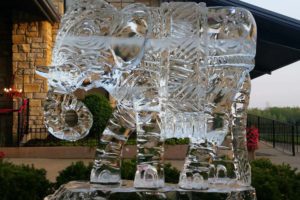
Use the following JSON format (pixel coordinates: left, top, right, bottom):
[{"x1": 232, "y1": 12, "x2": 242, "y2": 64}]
[{"x1": 36, "y1": 0, "x2": 256, "y2": 190}]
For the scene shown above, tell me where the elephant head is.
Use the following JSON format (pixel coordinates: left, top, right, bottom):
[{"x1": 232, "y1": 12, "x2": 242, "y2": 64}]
[{"x1": 36, "y1": 0, "x2": 151, "y2": 141}]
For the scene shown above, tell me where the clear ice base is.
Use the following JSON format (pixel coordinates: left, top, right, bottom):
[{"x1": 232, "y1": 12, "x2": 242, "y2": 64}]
[
  {"x1": 45, "y1": 181, "x2": 257, "y2": 200},
  {"x1": 179, "y1": 175, "x2": 248, "y2": 190}
]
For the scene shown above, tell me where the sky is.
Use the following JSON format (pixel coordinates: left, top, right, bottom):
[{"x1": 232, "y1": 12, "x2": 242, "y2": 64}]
[{"x1": 240, "y1": 0, "x2": 300, "y2": 109}]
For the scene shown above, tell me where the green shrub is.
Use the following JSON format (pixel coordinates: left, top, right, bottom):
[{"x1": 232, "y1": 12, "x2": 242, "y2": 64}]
[
  {"x1": 0, "y1": 161, "x2": 52, "y2": 200},
  {"x1": 55, "y1": 161, "x2": 92, "y2": 188},
  {"x1": 251, "y1": 158, "x2": 300, "y2": 200},
  {"x1": 121, "y1": 160, "x2": 180, "y2": 183},
  {"x1": 126, "y1": 138, "x2": 190, "y2": 146},
  {"x1": 54, "y1": 158, "x2": 300, "y2": 200},
  {"x1": 121, "y1": 159, "x2": 136, "y2": 180},
  {"x1": 83, "y1": 94, "x2": 113, "y2": 139},
  {"x1": 165, "y1": 138, "x2": 189, "y2": 145},
  {"x1": 164, "y1": 163, "x2": 180, "y2": 183},
  {"x1": 56, "y1": 160, "x2": 180, "y2": 187}
]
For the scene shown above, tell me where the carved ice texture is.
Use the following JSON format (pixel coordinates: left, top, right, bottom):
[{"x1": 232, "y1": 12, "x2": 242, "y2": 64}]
[
  {"x1": 36, "y1": 0, "x2": 150, "y2": 143},
  {"x1": 177, "y1": 7, "x2": 256, "y2": 189},
  {"x1": 36, "y1": 0, "x2": 256, "y2": 190}
]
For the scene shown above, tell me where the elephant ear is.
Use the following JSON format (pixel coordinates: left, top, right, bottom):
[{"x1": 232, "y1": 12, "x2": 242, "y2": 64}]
[
  {"x1": 45, "y1": 0, "x2": 122, "y2": 93},
  {"x1": 52, "y1": 0, "x2": 120, "y2": 66},
  {"x1": 58, "y1": 0, "x2": 118, "y2": 37},
  {"x1": 111, "y1": 4, "x2": 151, "y2": 71},
  {"x1": 41, "y1": 1, "x2": 151, "y2": 94}
]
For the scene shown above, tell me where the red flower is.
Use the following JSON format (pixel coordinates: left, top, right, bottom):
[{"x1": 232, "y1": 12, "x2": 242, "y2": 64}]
[
  {"x1": 0, "y1": 151, "x2": 5, "y2": 159},
  {"x1": 246, "y1": 126, "x2": 259, "y2": 151}
]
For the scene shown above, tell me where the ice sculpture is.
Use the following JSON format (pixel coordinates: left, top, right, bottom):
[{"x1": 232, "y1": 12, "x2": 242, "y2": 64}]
[
  {"x1": 177, "y1": 7, "x2": 256, "y2": 189},
  {"x1": 36, "y1": 0, "x2": 256, "y2": 190}
]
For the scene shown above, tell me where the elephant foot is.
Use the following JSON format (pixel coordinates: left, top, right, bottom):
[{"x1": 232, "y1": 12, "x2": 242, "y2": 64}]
[
  {"x1": 178, "y1": 171, "x2": 209, "y2": 190},
  {"x1": 90, "y1": 167, "x2": 121, "y2": 185},
  {"x1": 133, "y1": 164, "x2": 164, "y2": 188}
]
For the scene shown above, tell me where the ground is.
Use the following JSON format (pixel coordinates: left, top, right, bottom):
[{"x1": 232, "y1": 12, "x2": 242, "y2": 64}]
[{"x1": 3, "y1": 142, "x2": 300, "y2": 182}]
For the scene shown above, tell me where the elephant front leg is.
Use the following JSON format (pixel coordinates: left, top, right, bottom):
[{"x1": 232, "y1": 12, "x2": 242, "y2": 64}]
[
  {"x1": 90, "y1": 105, "x2": 135, "y2": 185},
  {"x1": 134, "y1": 111, "x2": 164, "y2": 188}
]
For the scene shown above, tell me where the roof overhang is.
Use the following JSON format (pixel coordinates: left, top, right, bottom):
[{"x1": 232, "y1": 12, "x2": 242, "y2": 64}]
[
  {"x1": 0, "y1": 0, "x2": 60, "y2": 23},
  {"x1": 201, "y1": 0, "x2": 300, "y2": 79},
  {"x1": 162, "y1": 0, "x2": 300, "y2": 79},
  {"x1": 3, "y1": 0, "x2": 300, "y2": 79}
]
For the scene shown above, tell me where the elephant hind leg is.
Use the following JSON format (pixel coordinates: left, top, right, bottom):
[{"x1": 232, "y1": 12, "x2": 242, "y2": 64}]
[{"x1": 134, "y1": 110, "x2": 164, "y2": 188}]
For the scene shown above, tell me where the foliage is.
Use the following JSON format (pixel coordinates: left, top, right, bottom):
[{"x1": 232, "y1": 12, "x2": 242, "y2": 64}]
[
  {"x1": 121, "y1": 160, "x2": 180, "y2": 183},
  {"x1": 164, "y1": 162, "x2": 180, "y2": 183},
  {"x1": 55, "y1": 161, "x2": 92, "y2": 188},
  {"x1": 125, "y1": 138, "x2": 137, "y2": 145},
  {"x1": 24, "y1": 137, "x2": 190, "y2": 147},
  {"x1": 126, "y1": 138, "x2": 189, "y2": 145},
  {"x1": 121, "y1": 159, "x2": 180, "y2": 183},
  {"x1": 165, "y1": 138, "x2": 189, "y2": 145},
  {"x1": 83, "y1": 94, "x2": 113, "y2": 139},
  {"x1": 121, "y1": 159, "x2": 136, "y2": 180},
  {"x1": 0, "y1": 161, "x2": 52, "y2": 200},
  {"x1": 55, "y1": 160, "x2": 180, "y2": 188},
  {"x1": 3, "y1": 158, "x2": 300, "y2": 200},
  {"x1": 24, "y1": 138, "x2": 98, "y2": 147},
  {"x1": 248, "y1": 107, "x2": 300, "y2": 124},
  {"x1": 0, "y1": 151, "x2": 5, "y2": 159},
  {"x1": 251, "y1": 158, "x2": 300, "y2": 200}
]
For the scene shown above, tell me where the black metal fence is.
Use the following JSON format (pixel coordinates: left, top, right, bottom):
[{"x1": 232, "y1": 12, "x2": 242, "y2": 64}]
[
  {"x1": 20, "y1": 114, "x2": 300, "y2": 153},
  {"x1": 17, "y1": 99, "x2": 29, "y2": 146},
  {"x1": 2, "y1": 109, "x2": 300, "y2": 153},
  {"x1": 247, "y1": 114, "x2": 299, "y2": 156}
]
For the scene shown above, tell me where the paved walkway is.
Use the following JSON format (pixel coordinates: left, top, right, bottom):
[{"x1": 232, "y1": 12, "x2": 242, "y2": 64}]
[
  {"x1": 255, "y1": 141, "x2": 300, "y2": 171},
  {"x1": 3, "y1": 142, "x2": 300, "y2": 182}
]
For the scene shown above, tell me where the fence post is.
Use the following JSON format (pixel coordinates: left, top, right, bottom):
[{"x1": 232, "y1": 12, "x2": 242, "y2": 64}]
[
  {"x1": 297, "y1": 125, "x2": 299, "y2": 153},
  {"x1": 25, "y1": 99, "x2": 29, "y2": 135},
  {"x1": 257, "y1": 116, "x2": 260, "y2": 131},
  {"x1": 272, "y1": 120, "x2": 275, "y2": 148},
  {"x1": 17, "y1": 111, "x2": 21, "y2": 146},
  {"x1": 292, "y1": 125, "x2": 295, "y2": 156}
]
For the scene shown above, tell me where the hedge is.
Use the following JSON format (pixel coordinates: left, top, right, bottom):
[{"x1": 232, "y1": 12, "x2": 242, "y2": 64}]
[
  {"x1": 82, "y1": 94, "x2": 113, "y2": 139},
  {"x1": 1, "y1": 158, "x2": 299, "y2": 200},
  {"x1": 0, "y1": 161, "x2": 52, "y2": 200}
]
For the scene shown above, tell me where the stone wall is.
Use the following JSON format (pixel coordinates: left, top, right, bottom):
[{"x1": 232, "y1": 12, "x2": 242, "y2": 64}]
[
  {"x1": 11, "y1": 0, "x2": 65, "y2": 141},
  {"x1": 12, "y1": 15, "x2": 53, "y2": 140},
  {"x1": 12, "y1": 0, "x2": 160, "y2": 143}
]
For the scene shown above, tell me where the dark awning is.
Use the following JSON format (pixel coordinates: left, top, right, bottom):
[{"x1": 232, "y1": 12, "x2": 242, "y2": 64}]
[
  {"x1": 0, "y1": 0, "x2": 60, "y2": 23},
  {"x1": 202, "y1": 0, "x2": 300, "y2": 79},
  {"x1": 163, "y1": 0, "x2": 300, "y2": 79}
]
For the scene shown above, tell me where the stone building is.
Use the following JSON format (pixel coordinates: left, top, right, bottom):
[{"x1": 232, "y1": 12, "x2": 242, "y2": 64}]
[{"x1": 0, "y1": 0, "x2": 159, "y2": 146}]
